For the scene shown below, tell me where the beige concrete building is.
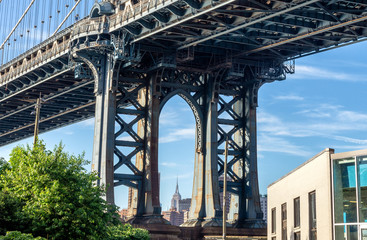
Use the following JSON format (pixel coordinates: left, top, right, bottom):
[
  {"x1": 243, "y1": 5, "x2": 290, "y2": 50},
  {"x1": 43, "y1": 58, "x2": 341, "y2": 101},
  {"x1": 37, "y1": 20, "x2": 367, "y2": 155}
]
[
  {"x1": 268, "y1": 148, "x2": 334, "y2": 240},
  {"x1": 267, "y1": 148, "x2": 367, "y2": 240}
]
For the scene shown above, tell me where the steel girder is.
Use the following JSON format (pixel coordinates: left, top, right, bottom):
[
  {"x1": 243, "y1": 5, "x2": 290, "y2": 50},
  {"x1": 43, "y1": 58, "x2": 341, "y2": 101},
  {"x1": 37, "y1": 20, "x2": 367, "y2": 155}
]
[
  {"x1": 85, "y1": 59, "x2": 286, "y2": 226},
  {"x1": 2, "y1": 0, "x2": 367, "y2": 148}
]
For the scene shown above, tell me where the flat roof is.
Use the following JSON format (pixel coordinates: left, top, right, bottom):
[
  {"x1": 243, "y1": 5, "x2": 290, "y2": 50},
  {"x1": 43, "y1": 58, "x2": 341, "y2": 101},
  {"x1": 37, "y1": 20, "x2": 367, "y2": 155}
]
[{"x1": 332, "y1": 149, "x2": 367, "y2": 160}]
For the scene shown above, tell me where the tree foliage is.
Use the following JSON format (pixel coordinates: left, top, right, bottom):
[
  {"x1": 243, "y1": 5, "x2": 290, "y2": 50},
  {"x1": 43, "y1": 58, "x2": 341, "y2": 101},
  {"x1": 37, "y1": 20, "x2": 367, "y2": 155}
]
[
  {"x1": 0, "y1": 157, "x2": 9, "y2": 175},
  {"x1": 0, "y1": 231, "x2": 45, "y2": 240},
  {"x1": 107, "y1": 224, "x2": 150, "y2": 240},
  {"x1": 0, "y1": 141, "x2": 120, "y2": 239}
]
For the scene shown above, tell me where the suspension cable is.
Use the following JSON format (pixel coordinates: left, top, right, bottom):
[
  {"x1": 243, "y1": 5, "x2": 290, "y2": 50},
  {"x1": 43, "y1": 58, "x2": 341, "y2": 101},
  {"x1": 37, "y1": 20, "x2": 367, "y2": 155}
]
[
  {"x1": 52, "y1": 0, "x2": 82, "y2": 36},
  {"x1": 0, "y1": 0, "x2": 36, "y2": 50}
]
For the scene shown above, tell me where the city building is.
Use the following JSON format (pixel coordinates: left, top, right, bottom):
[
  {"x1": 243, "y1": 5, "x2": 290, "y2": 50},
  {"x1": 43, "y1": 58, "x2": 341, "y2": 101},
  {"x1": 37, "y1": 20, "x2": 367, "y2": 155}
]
[
  {"x1": 260, "y1": 195, "x2": 267, "y2": 222},
  {"x1": 163, "y1": 179, "x2": 192, "y2": 226},
  {"x1": 179, "y1": 198, "x2": 191, "y2": 212},
  {"x1": 219, "y1": 174, "x2": 231, "y2": 216},
  {"x1": 268, "y1": 148, "x2": 367, "y2": 240},
  {"x1": 118, "y1": 208, "x2": 129, "y2": 222},
  {"x1": 163, "y1": 209, "x2": 184, "y2": 226},
  {"x1": 171, "y1": 178, "x2": 181, "y2": 211}
]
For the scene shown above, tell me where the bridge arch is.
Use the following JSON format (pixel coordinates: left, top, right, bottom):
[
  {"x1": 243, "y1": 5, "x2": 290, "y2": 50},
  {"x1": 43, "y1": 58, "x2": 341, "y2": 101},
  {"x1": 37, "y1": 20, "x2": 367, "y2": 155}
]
[{"x1": 159, "y1": 89, "x2": 203, "y2": 152}]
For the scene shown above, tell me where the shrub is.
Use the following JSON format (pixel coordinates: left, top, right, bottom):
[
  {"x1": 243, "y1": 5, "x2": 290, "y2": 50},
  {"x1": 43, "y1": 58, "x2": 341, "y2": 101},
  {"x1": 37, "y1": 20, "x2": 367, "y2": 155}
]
[{"x1": 107, "y1": 224, "x2": 150, "y2": 240}]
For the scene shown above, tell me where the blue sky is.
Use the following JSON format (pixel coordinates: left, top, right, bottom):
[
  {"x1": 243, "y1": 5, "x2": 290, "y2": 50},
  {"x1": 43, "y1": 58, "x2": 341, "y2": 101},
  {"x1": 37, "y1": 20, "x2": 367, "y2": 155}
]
[{"x1": 1, "y1": 40, "x2": 367, "y2": 211}]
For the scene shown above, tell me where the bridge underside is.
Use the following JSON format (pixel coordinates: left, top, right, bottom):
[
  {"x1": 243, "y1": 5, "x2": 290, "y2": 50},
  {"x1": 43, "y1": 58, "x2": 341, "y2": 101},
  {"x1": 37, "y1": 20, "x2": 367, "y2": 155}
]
[
  {"x1": 2, "y1": 0, "x2": 367, "y2": 147},
  {"x1": 1, "y1": 0, "x2": 367, "y2": 229}
]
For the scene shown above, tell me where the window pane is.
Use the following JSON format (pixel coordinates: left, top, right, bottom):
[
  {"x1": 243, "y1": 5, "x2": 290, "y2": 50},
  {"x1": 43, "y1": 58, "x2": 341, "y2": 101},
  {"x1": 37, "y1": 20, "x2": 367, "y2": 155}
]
[
  {"x1": 361, "y1": 229, "x2": 367, "y2": 240},
  {"x1": 272, "y1": 208, "x2": 276, "y2": 234},
  {"x1": 282, "y1": 203, "x2": 287, "y2": 240},
  {"x1": 294, "y1": 197, "x2": 300, "y2": 228},
  {"x1": 335, "y1": 225, "x2": 358, "y2": 240},
  {"x1": 358, "y1": 156, "x2": 367, "y2": 222},
  {"x1": 333, "y1": 158, "x2": 357, "y2": 223},
  {"x1": 294, "y1": 232, "x2": 300, "y2": 240},
  {"x1": 335, "y1": 225, "x2": 346, "y2": 240},
  {"x1": 309, "y1": 191, "x2": 317, "y2": 240}
]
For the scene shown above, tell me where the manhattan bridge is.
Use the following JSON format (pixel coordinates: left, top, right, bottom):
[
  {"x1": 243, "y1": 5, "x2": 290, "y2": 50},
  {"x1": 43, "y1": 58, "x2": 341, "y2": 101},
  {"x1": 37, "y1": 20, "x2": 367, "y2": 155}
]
[{"x1": 1, "y1": 0, "x2": 367, "y2": 238}]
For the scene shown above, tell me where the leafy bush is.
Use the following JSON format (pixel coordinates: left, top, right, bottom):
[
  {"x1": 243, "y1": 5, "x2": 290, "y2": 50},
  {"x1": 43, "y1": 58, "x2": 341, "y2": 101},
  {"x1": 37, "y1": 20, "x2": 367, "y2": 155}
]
[
  {"x1": 0, "y1": 231, "x2": 45, "y2": 240},
  {"x1": 0, "y1": 142, "x2": 150, "y2": 240},
  {"x1": 0, "y1": 141, "x2": 119, "y2": 239},
  {"x1": 107, "y1": 224, "x2": 150, "y2": 240}
]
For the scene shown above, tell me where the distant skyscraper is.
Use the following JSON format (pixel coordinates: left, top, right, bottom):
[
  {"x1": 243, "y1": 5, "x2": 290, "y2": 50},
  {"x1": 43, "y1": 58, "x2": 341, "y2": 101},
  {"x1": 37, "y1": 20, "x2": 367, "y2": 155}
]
[
  {"x1": 260, "y1": 195, "x2": 267, "y2": 222},
  {"x1": 179, "y1": 198, "x2": 191, "y2": 212},
  {"x1": 219, "y1": 174, "x2": 231, "y2": 215},
  {"x1": 171, "y1": 178, "x2": 181, "y2": 211},
  {"x1": 163, "y1": 178, "x2": 191, "y2": 226}
]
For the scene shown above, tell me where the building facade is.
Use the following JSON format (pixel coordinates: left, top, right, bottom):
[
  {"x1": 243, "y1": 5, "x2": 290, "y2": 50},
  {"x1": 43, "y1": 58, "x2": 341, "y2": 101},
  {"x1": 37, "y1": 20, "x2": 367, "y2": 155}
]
[
  {"x1": 267, "y1": 148, "x2": 334, "y2": 240},
  {"x1": 163, "y1": 180, "x2": 192, "y2": 226},
  {"x1": 179, "y1": 198, "x2": 191, "y2": 212},
  {"x1": 171, "y1": 179, "x2": 181, "y2": 211},
  {"x1": 268, "y1": 148, "x2": 367, "y2": 240},
  {"x1": 260, "y1": 195, "x2": 267, "y2": 222},
  {"x1": 332, "y1": 149, "x2": 367, "y2": 240},
  {"x1": 163, "y1": 210, "x2": 184, "y2": 226}
]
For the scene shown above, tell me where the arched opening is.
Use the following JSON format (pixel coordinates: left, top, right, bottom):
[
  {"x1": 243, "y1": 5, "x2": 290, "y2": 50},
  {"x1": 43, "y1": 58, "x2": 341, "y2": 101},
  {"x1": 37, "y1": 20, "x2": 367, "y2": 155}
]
[{"x1": 158, "y1": 94, "x2": 197, "y2": 225}]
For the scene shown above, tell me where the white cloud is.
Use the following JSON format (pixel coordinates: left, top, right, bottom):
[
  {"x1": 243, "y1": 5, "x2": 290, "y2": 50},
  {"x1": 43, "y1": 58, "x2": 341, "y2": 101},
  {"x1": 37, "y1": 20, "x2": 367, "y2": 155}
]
[
  {"x1": 332, "y1": 135, "x2": 367, "y2": 145},
  {"x1": 159, "y1": 111, "x2": 180, "y2": 126},
  {"x1": 159, "y1": 127, "x2": 195, "y2": 143},
  {"x1": 257, "y1": 102, "x2": 367, "y2": 157},
  {"x1": 291, "y1": 65, "x2": 367, "y2": 82},
  {"x1": 274, "y1": 95, "x2": 304, "y2": 101},
  {"x1": 160, "y1": 162, "x2": 178, "y2": 167},
  {"x1": 258, "y1": 134, "x2": 311, "y2": 157}
]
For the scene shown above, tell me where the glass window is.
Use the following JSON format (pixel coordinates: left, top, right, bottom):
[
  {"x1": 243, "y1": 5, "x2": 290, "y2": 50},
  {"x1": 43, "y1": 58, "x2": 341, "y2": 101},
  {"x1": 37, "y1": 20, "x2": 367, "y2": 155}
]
[
  {"x1": 281, "y1": 203, "x2": 287, "y2": 240},
  {"x1": 333, "y1": 158, "x2": 357, "y2": 223},
  {"x1": 272, "y1": 207, "x2": 276, "y2": 234},
  {"x1": 334, "y1": 225, "x2": 358, "y2": 240},
  {"x1": 358, "y1": 156, "x2": 367, "y2": 222},
  {"x1": 309, "y1": 191, "x2": 317, "y2": 240},
  {"x1": 361, "y1": 229, "x2": 367, "y2": 240},
  {"x1": 294, "y1": 197, "x2": 300, "y2": 228},
  {"x1": 294, "y1": 232, "x2": 300, "y2": 240}
]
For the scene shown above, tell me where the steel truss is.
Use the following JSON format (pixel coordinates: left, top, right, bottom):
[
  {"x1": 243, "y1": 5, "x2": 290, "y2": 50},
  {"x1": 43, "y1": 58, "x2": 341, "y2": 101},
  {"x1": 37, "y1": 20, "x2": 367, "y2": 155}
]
[{"x1": 76, "y1": 33, "x2": 288, "y2": 226}]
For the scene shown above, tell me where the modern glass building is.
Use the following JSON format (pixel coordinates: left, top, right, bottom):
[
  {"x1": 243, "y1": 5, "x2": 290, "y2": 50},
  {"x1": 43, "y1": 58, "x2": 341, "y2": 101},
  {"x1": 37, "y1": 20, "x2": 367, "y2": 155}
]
[
  {"x1": 267, "y1": 148, "x2": 367, "y2": 240},
  {"x1": 333, "y1": 150, "x2": 367, "y2": 240}
]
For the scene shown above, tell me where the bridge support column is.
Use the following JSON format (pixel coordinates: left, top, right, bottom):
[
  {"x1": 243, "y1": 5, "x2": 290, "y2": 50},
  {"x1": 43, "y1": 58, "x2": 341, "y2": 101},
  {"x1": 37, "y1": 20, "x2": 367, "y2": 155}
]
[
  {"x1": 128, "y1": 72, "x2": 164, "y2": 221},
  {"x1": 201, "y1": 74, "x2": 223, "y2": 226},
  {"x1": 91, "y1": 54, "x2": 116, "y2": 204},
  {"x1": 230, "y1": 83, "x2": 263, "y2": 227}
]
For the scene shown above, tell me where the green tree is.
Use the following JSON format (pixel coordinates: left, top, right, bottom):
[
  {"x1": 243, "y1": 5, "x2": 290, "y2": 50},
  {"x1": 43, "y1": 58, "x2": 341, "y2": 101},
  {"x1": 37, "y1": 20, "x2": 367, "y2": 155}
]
[
  {"x1": 107, "y1": 224, "x2": 150, "y2": 240},
  {"x1": 0, "y1": 157, "x2": 25, "y2": 235},
  {"x1": 0, "y1": 141, "x2": 119, "y2": 239},
  {"x1": 0, "y1": 231, "x2": 45, "y2": 240},
  {"x1": 0, "y1": 157, "x2": 9, "y2": 175}
]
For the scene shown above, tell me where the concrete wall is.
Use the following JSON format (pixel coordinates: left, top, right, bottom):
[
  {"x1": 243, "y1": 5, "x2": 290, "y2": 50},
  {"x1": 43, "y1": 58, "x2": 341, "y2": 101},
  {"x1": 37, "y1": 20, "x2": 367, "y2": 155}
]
[{"x1": 267, "y1": 148, "x2": 334, "y2": 240}]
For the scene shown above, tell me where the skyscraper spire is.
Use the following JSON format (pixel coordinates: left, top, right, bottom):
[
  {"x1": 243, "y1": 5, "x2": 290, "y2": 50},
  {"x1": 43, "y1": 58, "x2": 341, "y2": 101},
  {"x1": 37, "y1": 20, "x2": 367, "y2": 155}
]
[
  {"x1": 175, "y1": 176, "x2": 179, "y2": 193},
  {"x1": 171, "y1": 176, "x2": 181, "y2": 210}
]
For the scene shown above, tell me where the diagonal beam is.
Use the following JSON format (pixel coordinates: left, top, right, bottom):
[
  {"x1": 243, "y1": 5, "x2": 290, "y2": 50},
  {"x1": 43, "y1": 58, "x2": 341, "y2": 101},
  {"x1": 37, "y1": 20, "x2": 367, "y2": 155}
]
[
  {"x1": 242, "y1": 13, "x2": 367, "y2": 56},
  {"x1": 132, "y1": 0, "x2": 235, "y2": 43},
  {"x1": 315, "y1": 2, "x2": 358, "y2": 37},
  {"x1": 177, "y1": 0, "x2": 321, "y2": 50}
]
